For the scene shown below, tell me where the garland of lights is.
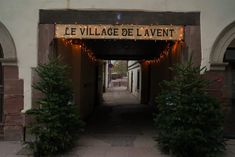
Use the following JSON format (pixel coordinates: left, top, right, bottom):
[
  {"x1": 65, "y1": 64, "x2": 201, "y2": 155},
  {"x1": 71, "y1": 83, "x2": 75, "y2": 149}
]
[
  {"x1": 143, "y1": 40, "x2": 182, "y2": 65},
  {"x1": 61, "y1": 38, "x2": 183, "y2": 64},
  {"x1": 143, "y1": 49, "x2": 170, "y2": 65},
  {"x1": 61, "y1": 38, "x2": 98, "y2": 62},
  {"x1": 57, "y1": 23, "x2": 184, "y2": 63}
]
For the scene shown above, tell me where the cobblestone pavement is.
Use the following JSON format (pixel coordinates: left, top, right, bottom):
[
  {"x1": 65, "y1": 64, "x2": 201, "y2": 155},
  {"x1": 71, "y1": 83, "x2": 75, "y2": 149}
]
[{"x1": 1, "y1": 86, "x2": 235, "y2": 157}]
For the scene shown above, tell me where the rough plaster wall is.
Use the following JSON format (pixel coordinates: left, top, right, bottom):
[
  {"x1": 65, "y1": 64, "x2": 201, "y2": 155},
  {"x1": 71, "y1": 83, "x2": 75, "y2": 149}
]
[
  {"x1": 105, "y1": 61, "x2": 109, "y2": 89},
  {"x1": 184, "y1": 26, "x2": 201, "y2": 66},
  {"x1": 71, "y1": 47, "x2": 82, "y2": 114},
  {"x1": 149, "y1": 44, "x2": 182, "y2": 105},
  {"x1": 0, "y1": 0, "x2": 66, "y2": 111},
  {"x1": 128, "y1": 61, "x2": 141, "y2": 101},
  {"x1": 141, "y1": 63, "x2": 150, "y2": 104},
  {"x1": 128, "y1": 62, "x2": 137, "y2": 96},
  {"x1": 56, "y1": 40, "x2": 82, "y2": 115},
  {"x1": 132, "y1": 67, "x2": 141, "y2": 99},
  {"x1": 229, "y1": 40, "x2": 235, "y2": 48},
  {"x1": 57, "y1": 41, "x2": 97, "y2": 118},
  {"x1": 0, "y1": 0, "x2": 235, "y2": 110},
  {"x1": 129, "y1": 71, "x2": 133, "y2": 93},
  {"x1": 150, "y1": 57, "x2": 170, "y2": 105},
  {"x1": 97, "y1": 62, "x2": 104, "y2": 105},
  {"x1": 128, "y1": 61, "x2": 137, "y2": 67},
  {"x1": 80, "y1": 50, "x2": 97, "y2": 118}
]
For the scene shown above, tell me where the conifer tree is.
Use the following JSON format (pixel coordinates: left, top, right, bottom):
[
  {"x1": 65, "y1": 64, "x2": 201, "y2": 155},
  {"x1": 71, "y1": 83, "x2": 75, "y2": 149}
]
[
  {"x1": 27, "y1": 59, "x2": 84, "y2": 156},
  {"x1": 154, "y1": 61, "x2": 225, "y2": 157}
]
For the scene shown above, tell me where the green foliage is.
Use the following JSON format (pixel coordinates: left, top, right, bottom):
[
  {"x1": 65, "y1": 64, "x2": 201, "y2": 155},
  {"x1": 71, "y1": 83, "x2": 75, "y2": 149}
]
[
  {"x1": 26, "y1": 59, "x2": 84, "y2": 157},
  {"x1": 154, "y1": 61, "x2": 225, "y2": 157},
  {"x1": 112, "y1": 60, "x2": 128, "y2": 76}
]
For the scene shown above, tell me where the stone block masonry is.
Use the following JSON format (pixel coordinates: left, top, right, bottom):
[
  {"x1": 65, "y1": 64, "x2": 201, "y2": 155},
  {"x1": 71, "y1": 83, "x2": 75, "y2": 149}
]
[{"x1": 3, "y1": 65, "x2": 24, "y2": 141}]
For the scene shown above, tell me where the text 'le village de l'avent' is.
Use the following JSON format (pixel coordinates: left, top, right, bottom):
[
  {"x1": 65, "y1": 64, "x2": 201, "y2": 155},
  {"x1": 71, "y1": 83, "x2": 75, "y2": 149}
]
[{"x1": 55, "y1": 24, "x2": 184, "y2": 40}]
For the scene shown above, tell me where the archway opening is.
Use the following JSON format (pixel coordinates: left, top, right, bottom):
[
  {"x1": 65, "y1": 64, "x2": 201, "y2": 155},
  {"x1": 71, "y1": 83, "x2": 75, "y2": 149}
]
[
  {"x1": 47, "y1": 38, "x2": 183, "y2": 136},
  {"x1": 223, "y1": 39, "x2": 235, "y2": 137},
  {"x1": 210, "y1": 21, "x2": 235, "y2": 68},
  {"x1": 0, "y1": 21, "x2": 22, "y2": 140},
  {"x1": 36, "y1": 8, "x2": 205, "y2": 150},
  {"x1": 50, "y1": 37, "x2": 184, "y2": 147}
]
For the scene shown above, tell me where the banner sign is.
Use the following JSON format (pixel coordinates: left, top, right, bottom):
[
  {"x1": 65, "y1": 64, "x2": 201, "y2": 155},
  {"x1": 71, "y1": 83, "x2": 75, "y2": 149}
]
[{"x1": 55, "y1": 24, "x2": 184, "y2": 40}]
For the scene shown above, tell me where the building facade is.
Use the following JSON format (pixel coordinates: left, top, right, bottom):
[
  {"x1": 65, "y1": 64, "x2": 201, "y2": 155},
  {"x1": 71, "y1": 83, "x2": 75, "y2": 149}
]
[
  {"x1": 128, "y1": 61, "x2": 141, "y2": 101},
  {"x1": 0, "y1": 0, "x2": 235, "y2": 140}
]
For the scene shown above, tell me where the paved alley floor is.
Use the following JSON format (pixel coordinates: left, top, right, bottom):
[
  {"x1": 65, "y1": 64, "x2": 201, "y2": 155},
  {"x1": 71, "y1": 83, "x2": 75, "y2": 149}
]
[
  {"x1": 63, "y1": 86, "x2": 168, "y2": 157},
  {"x1": 102, "y1": 86, "x2": 140, "y2": 106},
  {"x1": 62, "y1": 86, "x2": 235, "y2": 157},
  {"x1": 1, "y1": 86, "x2": 235, "y2": 157}
]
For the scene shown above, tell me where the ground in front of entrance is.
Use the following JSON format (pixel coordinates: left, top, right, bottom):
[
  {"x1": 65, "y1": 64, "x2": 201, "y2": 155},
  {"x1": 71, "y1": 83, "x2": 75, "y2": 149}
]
[
  {"x1": 66, "y1": 86, "x2": 167, "y2": 157},
  {"x1": 1, "y1": 86, "x2": 235, "y2": 157}
]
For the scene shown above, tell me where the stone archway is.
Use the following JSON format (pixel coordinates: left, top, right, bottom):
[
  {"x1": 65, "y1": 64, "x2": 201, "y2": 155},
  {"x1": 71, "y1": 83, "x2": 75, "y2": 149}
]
[
  {"x1": 0, "y1": 21, "x2": 24, "y2": 140},
  {"x1": 207, "y1": 21, "x2": 235, "y2": 99},
  {"x1": 210, "y1": 21, "x2": 235, "y2": 70},
  {"x1": 207, "y1": 21, "x2": 235, "y2": 137},
  {"x1": 0, "y1": 22, "x2": 17, "y2": 62}
]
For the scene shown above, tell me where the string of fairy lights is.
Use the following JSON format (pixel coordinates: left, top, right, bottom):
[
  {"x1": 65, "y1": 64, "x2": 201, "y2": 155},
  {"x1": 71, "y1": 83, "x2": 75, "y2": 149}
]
[
  {"x1": 142, "y1": 44, "x2": 171, "y2": 65},
  {"x1": 142, "y1": 40, "x2": 183, "y2": 65},
  {"x1": 61, "y1": 38, "x2": 98, "y2": 62},
  {"x1": 57, "y1": 24, "x2": 184, "y2": 64},
  {"x1": 61, "y1": 38, "x2": 183, "y2": 65}
]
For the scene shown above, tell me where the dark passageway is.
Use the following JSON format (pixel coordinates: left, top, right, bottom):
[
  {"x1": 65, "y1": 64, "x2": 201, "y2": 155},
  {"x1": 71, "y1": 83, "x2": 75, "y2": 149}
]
[
  {"x1": 54, "y1": 33, "x2": 185, "y2": 156},
  {"x1": 67, "y1": 87, "x2": 166, "y2": 157},
  {"x1": 87, "y1": 87, "x2": 153, "y2": 138}
]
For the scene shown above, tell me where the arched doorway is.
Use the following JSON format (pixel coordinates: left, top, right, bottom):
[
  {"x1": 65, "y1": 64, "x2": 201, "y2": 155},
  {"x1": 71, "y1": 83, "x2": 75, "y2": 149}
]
[
  {"x1": 0, "y1": 21, "x2": 23, "y2": 140},
  {"x1": 210, "y1": 21, "x2": 235, "y2": 69},
  {"x1": 209, "y1": 21, "x2": 235, "y2": 137},
  {"x1": 223, "y1": 39, "x2": 235, "y2": 137}
]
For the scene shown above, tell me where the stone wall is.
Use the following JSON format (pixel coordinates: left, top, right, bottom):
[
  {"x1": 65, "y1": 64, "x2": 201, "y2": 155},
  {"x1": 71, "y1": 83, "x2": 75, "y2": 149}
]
[{"x1": 3, "y1": 65, "x2": 23, "y2": 140}]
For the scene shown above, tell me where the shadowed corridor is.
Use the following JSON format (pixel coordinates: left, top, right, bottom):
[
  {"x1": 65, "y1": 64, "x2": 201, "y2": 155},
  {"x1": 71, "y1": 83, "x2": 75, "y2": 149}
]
[{"x1": 67, "y1": 87, "x2": 168, "y2": 157}]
